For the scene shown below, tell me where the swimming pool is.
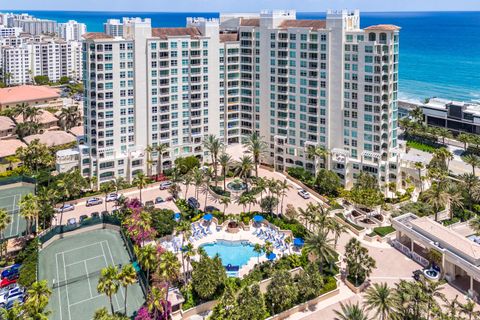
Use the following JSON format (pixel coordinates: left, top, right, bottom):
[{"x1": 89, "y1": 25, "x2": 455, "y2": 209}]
[{"x1": 200, "y1": 240, "x2": 260, "y2": 268}]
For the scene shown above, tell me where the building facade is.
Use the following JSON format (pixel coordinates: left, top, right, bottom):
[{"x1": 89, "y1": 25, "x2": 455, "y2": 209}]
[
  {"x1": 58, "y1": 20, "x2": 87, "y2": 41},
  {"x1": 58, "y1": 10, "x2": 402, "y2": 189}
]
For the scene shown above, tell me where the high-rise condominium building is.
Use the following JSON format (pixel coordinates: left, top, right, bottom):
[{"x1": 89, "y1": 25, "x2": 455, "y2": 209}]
[
  {"x1": 58, "y1": 20, "x2": 87, "y2": 41},
  {"x1": 57, "y1": 10, "x2": 401, "y2": 189},
  {"x1": 1, "y1": 35, "x2": 82, "y2": 85},
  {"x1": 12, "y1": 17, "x2": 58, "y2": 36}
]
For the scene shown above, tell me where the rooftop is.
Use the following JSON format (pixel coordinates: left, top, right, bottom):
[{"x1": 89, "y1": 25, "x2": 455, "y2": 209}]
[
  {"x1": 0, "y1": 116, "x2": 15, "y2": 132},
  {"x1": 423, "y1": 97, "x2": 480, "y2": 116},
  {"x1": 82, "y1": 32, "x2": 114, "y2": 40},
  {"x1": 239, "y1": 18, "x2": 260, "y2": 27},
  {"x1": 219, "y1": 33, "x2": 238, "y2": 42},
  {"x1": 364, "y1": 24, "x2": 401, "y2": 31},
  {"x1": 0, "y1": 85, "x2": 60, "y2": 106},
  {"x1": 15, "y1": 109, "x2": 58, "y2": 125},
  {"x1": 24, "y1": 131, "x2": 76, "y2": 147},
  {"x1": 69, "y1": 125, "x2": 84, "y2": 137},
  {"x1": 152, "y1": 27, "x2": 202, "y2": 40},
  {"x1": 0, "y1": 139, "x2": 26, "y2": 158},
  {"x1": 279, "y1": 19, "x2": 326, "y2": 30}
]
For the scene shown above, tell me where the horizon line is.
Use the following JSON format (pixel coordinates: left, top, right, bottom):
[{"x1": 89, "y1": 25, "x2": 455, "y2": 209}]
[{"x1": 1, "y1": 9, "x2": 480, "y2": 13}]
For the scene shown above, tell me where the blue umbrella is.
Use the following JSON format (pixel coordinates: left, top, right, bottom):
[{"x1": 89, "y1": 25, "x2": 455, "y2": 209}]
[
  {"x1": 203, "y1": 213, "x2": 213, "y2": 221},
  {"x1": 253, "y1": 215, "x2": 264, "y2": 222},
  {"x1": 174, "y1": 212, "x2": 181, "y2": 220},
  {"x1": 293, "y1": 238, "x2": 304, "y2": 247},
  {"x1": 267, "y1": 252, "x2": 277, "y2": 261}
]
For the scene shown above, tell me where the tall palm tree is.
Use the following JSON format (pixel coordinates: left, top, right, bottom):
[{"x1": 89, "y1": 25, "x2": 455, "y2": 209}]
[
  {"x1": 183, "y1": 171, "x2": 193, "y2": 199},
  {"x1": 423, "y1": 179, "x2": 462, "y2": 221},
  {"x1": 410, "y1": 106, "x2": 424, "y2": 125},
  {"x1": 236, "y1": 155, "x2": 253, "y2": 191},
  {"x1": 418, "y1": 276, "x2": 445, "y2": 320},
  {"x1": 244, "y1": 132, "x2": 267, "y2": 177},
  {"x1": 363, "y1": 283, "x2": 394, "y2": 320},
  {"x1": 147, "y1": 286, "x2": 166, "y2": 319},
  {"x1": 203, "y1": 135, "x2": 223, "y2": 186},
  {"x1": 155, "y1": 143, "x2": 169, "y2": 178},
  {"x1": 218, "y1": 152, "x2": 232, "y2": 190},
  {"x1": 463, "y1": 154, "x2": 480, "y2": 176},
  {"x1": 334, "y1": 302, "x2": 370, "y2": 320},
  {"x1": 218, "y1": 196, "x2": 231, "y2": 216},
  {"x1": 458, "y1": 133, "x2": 471, "y2": 150},
  {"x1": 277, "y1": 179, "x2": 290, "y2": 215},
  {"x1": 236, "y1": 194, "x2": 249, "y2": 213},
  {"x1": 253, "y1": 243, "x2": 264, "y2": 264},
  {"x1": 134, "y1": 244, "x2": 157, "y2": 292},
  {"x1": 414, "y1": 161, "x2": 425, "y2": 192},
  {"x1": 156, "y1": 251, "x2": 181, "y2": 319},
  {"x1": 469, "y1": 215, "x2": 480, "y2": 236},
  {"x1": 118, "y1": 264, "x2": 137, "y2": 315},
  {"x1": 329, "y1": 218, "x2": 347, "y2": 249},
  {"x1": 24, "y1": 280, "x2": 52, "y2": 319},
  {"x1": 436, "y1": 127, "x2": 452, "y2": 145},
  {"x1": 19, "y1": 193, "x2": 40, "y2": 235},
  {"x1": 192, "y1": 167, "x2": 204, "y2": 199},
  {"x1": 133, "y1": 172, "x2": 149, "y2": 203},
  {"x1": 255, "y1": 177, "x2": 267, "y2": 202},
  {"x1": 58, "y1": 105, "x2": 81, "y2": 130},
  {"x1": 97, "y1": 266, "x2": 120, "y2": 315},
  {"x1": 459, "y1": 299, "x2": 479, "y2": 320},
  {"x1": 14, "y1": 102, "x2": 30, "y2": 122},
  {"x1": 175, "y1": 221, "x2": 191, "y2": 283},
  {"x1": 99, "y1": 181, "x2": 115, "y2": 213},
  {"x1": 460, "y1": 173, "x2": 480, "y2": 210},
  {"x1": 0, "y1": 209, "x2": 12, "y2": 259},
  {"x1": 304, "y1": 230, "x2": 335, "y2": 274},
  {"x1": 145, "y1": 145, "x2": 154, "y2": 177},
  {"x1": 307, "y1": 145, "x2": 330, "y2": 172},
  {"x1": 183, "y1": 243, "x2": 196, "y2": 283}
]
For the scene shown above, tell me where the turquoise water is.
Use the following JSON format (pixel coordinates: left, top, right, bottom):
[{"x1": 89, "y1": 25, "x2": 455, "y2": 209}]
[
  {"x1": 200, "y1": 240, "x2": 259, "y2": 267},
  {"x1": 9, "y1": 10, "x2": 480, "y2": 102}
]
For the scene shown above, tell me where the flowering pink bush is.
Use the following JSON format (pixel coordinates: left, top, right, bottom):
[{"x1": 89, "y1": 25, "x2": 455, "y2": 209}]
[{"x1": 135, "y1": 306, "x2": 152, "y2": 320}]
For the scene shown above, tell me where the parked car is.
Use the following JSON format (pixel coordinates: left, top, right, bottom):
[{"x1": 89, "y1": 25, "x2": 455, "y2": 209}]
[
  {"x1": 67, "y1": 218, "x2": 76, "y2": 226},
  {"x1": 412, "y1": 270, "x2": 422, "y2": 281},
  {"x1": 91, "y1": 212, "x2": 100, "y2": 218},
  {"x1": 0, "y1": 275, "x2": 18, "y2": 288},
  {"x1": 106, "y1": 193, "x2": 119, "y2": 202},
  {"x1": 145, "y1": 200, "x2": 154, "y2": 208},
  {"x1": 86, "y1": 197, "x2": 102, "y2": 207},
  {"x1": 79, "y1": 215, "x2": 88, "y2": 223},
  {"x1": 187, "y1": 197, "x2": 200, "y2": 209},
  {"x1": 155, "y1": 197, "x2": 165, "y2": 204},
  {"x1": 0, "y1": 284, "x2": 18, "y2": 296},
  {"x1": 1, "y1": 264, "x2": 20, "y2": 280},
  {"x1": 159, "y1": 181, "x2": 173, "y2": 190},
  {"x1": 297, "y1": 189, "x2": 310, "y2": 199},
  {"x1": 204, "y1": 206, "x2": 220, "y2": 213},
  {"x1": 55, "y1": 203, "x2": 74, "y2": 213},
  {"x1": 0, "y1": 286, "x2": 24, "y2": 307},
  {"x1": 5, "y1": 296, "x2": 24, "y2": 310}
]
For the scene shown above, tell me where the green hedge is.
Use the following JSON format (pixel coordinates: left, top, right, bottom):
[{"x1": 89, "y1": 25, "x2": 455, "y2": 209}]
[
  {"x1": 372, "y1": 226, "x2": 395, "y2": 237},
  {"x1": 406, "y1": 140, "x2": 437, "y2": 153},
  {"x1": 335, "y1": 213, "x2": 364, "y2": 231},
  {"x1": 16, "y1": 238, "x2": 39, "y2": 288},
  {"x1": 210, "y1": 185, "x2": 231, "y2": 198}
]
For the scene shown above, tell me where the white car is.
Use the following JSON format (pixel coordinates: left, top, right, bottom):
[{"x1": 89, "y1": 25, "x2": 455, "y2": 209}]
[
  {"x1": 159, "y1": 181, "x2": 172, "y2": 190},
  {"x1": 0, "y1": 287, "x2": 24, "y2": 307},
  {"x1": 86, "y1": 197, "x2": 103, "y2": 207},
  {"x1": 106, "y1": 193, "x2": 119, "y2": 202},
  {"x1": 298, "y1": 189, "x2": 310, "y2": 199},
  {"x1": 55, "y1": 203, "x2": 74, "y2": 212}
]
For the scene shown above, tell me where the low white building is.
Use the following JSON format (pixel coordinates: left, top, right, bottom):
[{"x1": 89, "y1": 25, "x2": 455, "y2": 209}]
[{"x1": 58, "y1": 20, "x2": 87, "y2": 41}]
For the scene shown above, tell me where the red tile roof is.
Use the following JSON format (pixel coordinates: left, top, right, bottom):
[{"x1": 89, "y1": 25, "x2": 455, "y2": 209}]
[
  {"x1": 240, "y1": 18, "x2": 260, "y2": 27},
  {"x1": 364, "y1": 24, "x2": 401, "y2": 31},
  {"x1": 152, "y1": 27, "x2": 202, "y2": 39},
  {"x1": 82, "y1": 32, "x2": 114, "y2": 40},
  {"x1": 0, "y1": 85, "x2": 60, "y2": 106},
  {"x1": 279, "y1": 20, "x2": 326, "y2": 30},
  {"x1": 220, "y1": 33, "x2": 238, "y2": 42}
]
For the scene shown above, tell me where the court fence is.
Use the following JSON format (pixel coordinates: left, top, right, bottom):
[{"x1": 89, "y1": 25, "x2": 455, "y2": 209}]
[
  {"x1": 0, "y1": 175, "x2": 36, "y2": 187},
  {"x1": 38, "y1": 214, "x2": 148, "y2": 298}
]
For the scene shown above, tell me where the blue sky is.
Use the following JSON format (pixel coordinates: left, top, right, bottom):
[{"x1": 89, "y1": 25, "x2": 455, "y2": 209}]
[{"x1": 3, "y1": 0, "x2": 480, "y2": 12}]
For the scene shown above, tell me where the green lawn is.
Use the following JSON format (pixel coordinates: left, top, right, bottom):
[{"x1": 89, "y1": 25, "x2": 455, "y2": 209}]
[
  {"x1": 372, "y1": 226, "x2": 395, "y2": 237},
  {"x1": 406, "y1": 140, "x2": 437, "y2": 153}
]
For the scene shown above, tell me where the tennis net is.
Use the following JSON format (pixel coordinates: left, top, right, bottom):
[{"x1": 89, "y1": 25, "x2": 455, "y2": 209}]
[{"x1": 53, "y1": 269, "x2": 102, "y2": 288}]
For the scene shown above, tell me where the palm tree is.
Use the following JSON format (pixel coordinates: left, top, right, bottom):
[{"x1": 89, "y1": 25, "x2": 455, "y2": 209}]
[
  {"x1": 329, "y1": 219, "x2": 347, "y2": 249},
  {"x1": 307, "y1": 145, "x2": 330, "y2": 172},
  {"x1": 24, "y1": 280, "x2": 52, "y2": 319},
  {"x1": 255, "y1": 177, "x2": 267, "y2": 202},
  {"x1": 218, "y1": 196, "x2": 231, "y2": 216},
  {"x1": 410, "y1": 106, "x2": 424, "y2": 125},
  {"x1": 245, "y1": 193, "x2": 257, "y2": 212},
  {"x1": 183, "y1": 171, "x2": 193, "y2": 199},
  {"x1": 97, "y1": 266, "x2": 120, "y2": 315},
  {"x1": 253, "y1": 243, "x2": 264, "y2": 264},
  {"x1": 363, "y1": 283, "x2": 394, "y2": 320},
  {"x1": 418, "y1": 276, "x2": 445, "y2": 320},
  {"x1": 14, "y1": 102, "x2": 30, "y2": 122},
  {"x1": 175, "y1": 221, "x2": 191, "y2": 283},
  {"x1": 236, "y1": 155, "x2": 253, "y2": 191},
  {"x1": 183, "y1": 243, "x2": 196, "y2": 283},
  {"x1": 463, "y1": 154, "x2": 480, "y2": 175},
  {"x1": 414, "y1": 161, "x2": 425, "y2": 192},
  {"x1": 192, "y1": 167, "x2": 204, "y2": 199},
  {"x1": 19, "y1": 193, "x2": 40, "y2": 235},
  {"x1": 203, "y1": 135, "x2": 223, "y2": 186},
  {"x1": 100, "y1": 181, "x2": 115, "y2": 213},
  {"x1": 236, "y1": 194, "x2": 249, "y2": 213},
  {"x1": 436, "y1": 127, "x2": 452, "y2": 145},
  {"x1": 145, "y1": 145, "x2": 155, "y2": 177},
  {"x1": 134, "y1": 244, "x2": 157, "y2": 292},
  {"x1": 334, "y1": 302, "x2": 370, "y2": 320},
  {"x1": 155, "y1": 143, "x2": 169, "y2": 178},
  {"x1": 147, "y1": 286, "x2": 166, "y2": 319},
  {"x1": 459, "y1": 299, "x2": 479, "y2": 320},
  {"x1": 469, "y1": 216, "x2": 480, "y2": 236},
  {"x1": 458, "y1": 133, "x2": 471, "y2": 150},
  {"x1": 304, "y1": 230, "x2": 335, "y2": 274},
  {"x1": 277, "y1": 179, "x2": 290, "y2": 215},
  {"x1": 118, "y1": 264, "x2": 137, "y2": 315},
  {"x1": 244, "y1": 132, "x2": 267, "y2": 177},
  {"x1": 0, "y1": 301, "x2": 23, "y2": 320},
  {"x1": 133, "y1": 172, "x2": 149, "y2": 203},
  {"x1": 423, "y1": 179, "x2": 463, "y2": 221},
  {"x1": 218, "y1": 152, "x2": 232, "y2": 190},
  {"x1": 58, "y1": 105, "x2": 81, "y2": 130},
  {"x1": 0, "y1": 209, "x2": 11, "y2": 259},
  {"x1": 156, "y1": 251, "x2": 181, "y2": 319}
]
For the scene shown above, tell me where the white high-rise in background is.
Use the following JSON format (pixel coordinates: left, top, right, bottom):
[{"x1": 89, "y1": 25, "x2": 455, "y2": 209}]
[
  {"x1": 57, "y1": 10, "x2": 402, "y2": 190},
  {"x1": 58, "y1": 20, "x2": 87, "y2": 41}
]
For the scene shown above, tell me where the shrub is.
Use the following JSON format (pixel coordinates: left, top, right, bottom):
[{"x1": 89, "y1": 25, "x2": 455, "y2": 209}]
[
  {"x1": 150, "y1": 208, "x2": 177, "y2": 237},
  {"x1": 286, "y1": 167, "x2": 314, "y2": 182},
  {"x1": 335, "y1": 213, "x2": 364, "y2": 231},
  {"x1": 210, "y1": 185, "x2": 231, "y2": 197},
  {"x1": 17, "y1": 238, "x2": 39, "y2": 288}
]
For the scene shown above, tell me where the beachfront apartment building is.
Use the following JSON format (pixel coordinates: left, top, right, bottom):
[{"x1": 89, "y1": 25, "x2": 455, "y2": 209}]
[
  {"x1": 0, "y1": 26, "x2": 22, "y2": 38},
  {"x1": 58, "y1": 20, "x2": 87, "y2": 42},
  {"x1": 11, "y1": 17, "x2": 58, "y2": 36},
  {"x1": 57, "y1": 10, "x2": 402, "y2": 189},
  {"x1": 0, "y1": 35, "x2": 82, "y2": 85}
]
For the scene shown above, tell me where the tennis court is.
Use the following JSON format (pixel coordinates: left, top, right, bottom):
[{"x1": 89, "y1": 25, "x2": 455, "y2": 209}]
[
  {"x1": 39, "y1": 229, "x2": 144, "y2": 320},
  {"x1": 0, "y1": 182, "x2": 35, "y2": 239}
]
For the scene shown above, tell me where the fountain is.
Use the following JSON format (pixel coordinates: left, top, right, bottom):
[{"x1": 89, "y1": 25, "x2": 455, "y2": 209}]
[{"x1": 227, "y1": 178, "x2": 247, "y2": 192}]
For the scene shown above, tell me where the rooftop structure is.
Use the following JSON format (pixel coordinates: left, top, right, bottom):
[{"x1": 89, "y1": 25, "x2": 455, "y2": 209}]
[
  {"x1": 0, "y1": 116, "x2": 15, "y2": 139},
  {"x1": 24, "y1": 130, "x2": 76, "y2": 147},
  {"x1": 0, "y1": 85, "x2": 61, "y2": 110},
  {"x1": 0, "y1": 139, "x2": 26, "y2": 158}
]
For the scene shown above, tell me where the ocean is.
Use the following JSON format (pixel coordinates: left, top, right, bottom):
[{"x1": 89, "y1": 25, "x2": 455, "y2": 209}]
[{"x1": 6, "y1": 10, "x2": 480, "y2": 103}]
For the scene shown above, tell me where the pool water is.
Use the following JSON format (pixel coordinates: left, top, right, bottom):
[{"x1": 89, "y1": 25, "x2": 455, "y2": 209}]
[{"x1": 200, "y1": 240, "x2": 259, "y2": 267}]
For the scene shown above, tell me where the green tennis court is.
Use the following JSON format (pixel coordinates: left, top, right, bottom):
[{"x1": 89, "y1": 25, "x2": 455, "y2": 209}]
[
  {"x1": 0, "y1": 182, "x2": 35, "y2": 239},
  {"x1": 38, "y1": 229, "x2": 144, "y2": 320}
]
